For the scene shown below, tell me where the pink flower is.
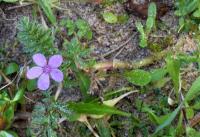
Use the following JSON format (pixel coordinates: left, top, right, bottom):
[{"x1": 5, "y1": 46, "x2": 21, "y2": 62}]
[{"x1": 26, "y1": 53, "x2": 64, "y2": 90}]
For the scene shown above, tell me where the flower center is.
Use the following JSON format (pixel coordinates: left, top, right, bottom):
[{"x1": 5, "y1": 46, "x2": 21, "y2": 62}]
[{"x1": 43, "y1": 65, "x2": 51, "y2": 74}]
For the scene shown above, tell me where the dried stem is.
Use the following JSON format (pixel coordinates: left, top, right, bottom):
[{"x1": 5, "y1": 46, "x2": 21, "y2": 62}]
[
  {"x1": 55, "y1": 83, "x2": 63, "y2": 101},
  {"x1": 0, "y1": 70, "x2": 15, "y2": 97},
  {"x1": 93, "y1": 49, "x2": 169, "y2": 70},
  {"x1": 78, "y1": 115, "x2": 100, "y2": 137},
  {"x1": 92, "y1": 37, "x2": 185, "y2": 71}
]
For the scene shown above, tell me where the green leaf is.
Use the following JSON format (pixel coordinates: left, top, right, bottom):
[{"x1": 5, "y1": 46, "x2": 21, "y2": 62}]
[
  {"x1": 9, "y1": 131, "x2": 18, "y2": 137},
  {"x1": 3, "y1": 105, "x2": 14, "y2": 128},
  {"x1": 5, "y1": 63, "x2": 19, "y2": 75},
  {"x1": 146, "y1": 110, "x2": 160, "y2": 124},
  {"x1": 146, "y1": 2, "x2": 157, "y2": 34},
  {"x1": 186, "y1": 127, "x2": 200, "y2": 137},
  {"x1": 38, "y1": 0, "x2": 56, "y2": 25},
  {"x1": 135, "y1": 21, "x2": 144, "y2": 34},
  {"x1": 192, "y1": 99, "x2": 200, "y2": 110},
  {"x1": 152, "y1": 77, "x2": 170, "y2": 89},
  {"x1": 124, "y1": 69, "x2": 151, "y2": 86},
  {"x1": 75, "y1": 19, "x2": 93, "y2": 40},
  {"x1": 54, "y1": 103, "x2": 80, "y2": 122},
  {"x1": 85, "y1": 31, "x2": 93, "y2": 40},
  {"x1": 11, "y1": 89, "x2": 24, "y2": 103},
  {"x1": 47, "y1": 128, "x2": 57, "y2": 137},
  {"x1": 175, "y1": 113, "x2": 184, "y2": 136},
  {"x1": 175, "y1": 0, "x2": 199, "y2": 16},
  {"x1": 185, "y1": 0, "x2": 199, "y2": 15},
  {"x1": 150, "y1": 68, "x2": 167, "y2": 82},
  {"x1": 148, "y1": 2, "x2": 157, "y2": 17},
  {"x1": 0, "y1": 130, "x2": 16, "y2": 137},
  {"x1": 0, "y1": 0, "x2": 18, "y2": 2},
  {"x1": 76, "y1": 71, "x2": 90, "y2": 98},
  {"x1": 178, "y1": 17, "x2": 185, "y2": 32},
  {"x1": 185, "y1": 76, "x2": 200, "y2": 102},
  {"x1": 17, "y1": 17, "x2": 56, "y2": 55},
  {"x1": 154, "y1": 105, "x2": 182, "y2": 134},
  {"x1": 102, "y1": 12, "x2": 118, "y2": 24},
  {"x1": 186, "y1": 108, "x2": 194, "y2": 119},
  {"x1": 61, "y1": 19, "x2": 75, "y2": 36},
  {"x1": 117, "y1": 14, "x2": 129, "y2": 24},
  {"x1": 68, "y1": 102, "x2": 130, "y2": 117},
  {"x1": 27, "y1": 80, "x2": 37, "y2": 92},
  {"x1": 146, "y1": 18, "x2": 154, "y2": 34},
  {"x1": 96, "y1": 120, "x2": 111, "y2": 137},
  {"x1": 135, "y1": 21, "x2": 148, "y2": 48},
  {"x1": 144, "y1": 107, "x2": 171, "y2": 125},
  {"x1": 166, "y1": 57, "x2": 180, "y2": 94},
  {"x1": 193, "y1": 8, "x2": 200, "y2": 17}
]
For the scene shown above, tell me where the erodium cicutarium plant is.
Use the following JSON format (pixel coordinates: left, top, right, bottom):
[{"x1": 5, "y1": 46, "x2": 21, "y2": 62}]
[{"x1": 26, "y1": 53, "x2": 64, "y2": 90}]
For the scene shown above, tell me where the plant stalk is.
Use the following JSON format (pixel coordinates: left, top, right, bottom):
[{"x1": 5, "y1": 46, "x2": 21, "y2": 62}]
[
  {"x1": 92, "y1": 37, "x2": 186, "y2": 71},
  {"x1": 93, "y1": 49, "x2": 169, "y2": 70}
]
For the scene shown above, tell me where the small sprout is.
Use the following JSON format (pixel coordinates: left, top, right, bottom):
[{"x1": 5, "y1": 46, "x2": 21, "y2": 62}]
[
  {"x1": 135, "y1": 2, "x2": 157, "y2": 48},
  {"x1": 102, "y1": 12, "x2": 118, "y2": 24},
  {"x1": 26, "y1": 53, "x2": 64, "y2": 90}
]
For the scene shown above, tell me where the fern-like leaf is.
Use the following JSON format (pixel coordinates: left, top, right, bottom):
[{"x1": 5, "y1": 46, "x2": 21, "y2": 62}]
[{"x1": 17, "y1": 17, "x2": 57, "y2": 55}]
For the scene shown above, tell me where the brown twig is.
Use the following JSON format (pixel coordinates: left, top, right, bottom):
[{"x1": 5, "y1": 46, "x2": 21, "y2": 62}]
[
  {"x1": 102, "y1": 33, "x2": 137, "y2": 58},
  {"x1": 0, "y1": 70, "x2": 12, "y2": 85},
  {"x1": 189, "y1": 112, "x2": 200, "y2": 127},
  {"x1": 0, "y1": 69, "x2": 20, "y2": 98},
  {"x1": 6, "y1": 2, "x2": 33, "y2": 11},
  {"x1": 114, "y1": 46, "x2": 125, "y2": 59},
  {"x1": 0, "y1": 70, "x2": 16, "y2": 97},
  {"x1": 24, "y1": 95, "x2": 36, "y2": 103}
]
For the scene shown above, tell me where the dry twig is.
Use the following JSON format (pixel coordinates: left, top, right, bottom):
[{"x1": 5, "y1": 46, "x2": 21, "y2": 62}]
[{"x1": 103, "y1": 33, "x2": 137, "y2": 58}]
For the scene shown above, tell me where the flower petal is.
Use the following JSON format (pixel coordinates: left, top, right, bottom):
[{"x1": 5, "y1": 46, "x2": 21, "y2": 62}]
[
  {"x1": 26, "y1": 67, "x2": 43, "y2": 79},
  {"x1": 37, "y1": 73, "x2": 50, "y2": 90},
  {"x1": 50, "y1": 69, "x2": 63, "y2": 82},
  {"x1": 33, "y1": 53, "x2": 47, "y2": 67},
  {"x1": 48, "y1": 55, "x2": 63, "y2": 68}
]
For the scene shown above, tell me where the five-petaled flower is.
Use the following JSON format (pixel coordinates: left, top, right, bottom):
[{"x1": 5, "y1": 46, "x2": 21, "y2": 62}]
[{"x1": 26, "y1": 53, "x2": 64, "y2": 90}]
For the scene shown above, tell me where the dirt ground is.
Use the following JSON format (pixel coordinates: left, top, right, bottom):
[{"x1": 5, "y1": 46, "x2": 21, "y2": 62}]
[{"x1": 0, "y1": 1, "x2": 177, "y2": 61}]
